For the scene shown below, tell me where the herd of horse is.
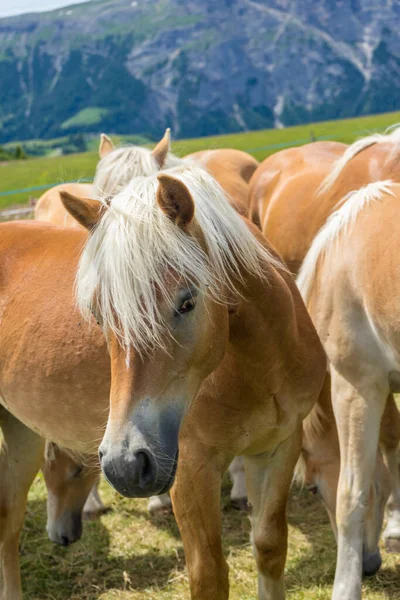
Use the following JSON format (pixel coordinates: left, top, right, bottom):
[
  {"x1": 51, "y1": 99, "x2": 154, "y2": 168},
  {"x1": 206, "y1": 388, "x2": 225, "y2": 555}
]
[{"x1": 1, "y1": 125, "x2": 400, "y2": 600}]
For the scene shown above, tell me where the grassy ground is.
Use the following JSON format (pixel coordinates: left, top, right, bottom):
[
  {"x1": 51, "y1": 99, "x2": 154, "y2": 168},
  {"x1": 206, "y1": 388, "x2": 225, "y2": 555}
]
[
  {"x1": 3, "y1": 110, "x2": 400, "y2": 208},
  {"x1": 23, "y1": 475, "x2": 400, "y2": 600}
]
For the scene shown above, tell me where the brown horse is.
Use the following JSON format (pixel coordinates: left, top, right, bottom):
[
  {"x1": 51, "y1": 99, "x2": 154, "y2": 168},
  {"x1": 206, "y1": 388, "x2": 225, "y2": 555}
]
[
  {"x1": 43, "y1": 443, "x2": 102, "y2": 545},
  {"x1": 249, "y1": 126, "x2": 400, "y2": 275},
  {"x1": 298, "y1": 180, "x2": 400, "y2": 600},
  {"x1": 35, "y1": 133, "x2": 256, "y2": 526},
  {"x1": 0, "y1": 165, "x2": 325, "y2": 599},
  {"x1": 249, "y1": 131, "x2": 400, "y2": 591}
]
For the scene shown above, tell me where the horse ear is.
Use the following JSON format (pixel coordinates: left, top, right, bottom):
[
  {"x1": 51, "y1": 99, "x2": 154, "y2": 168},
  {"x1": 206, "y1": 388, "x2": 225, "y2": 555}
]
[
  {"x1": 99, "y1": 133, "x2": 114, "y2": 158},
  {"x1": 152, "y1": 128, "x2": 171, "y2": 168},
  {"x1": 156, "y1": 174, "x2": 194, "y2": 227},
  {"x1": 59, "y1": 191, "x2": 105, "y2": 231}
]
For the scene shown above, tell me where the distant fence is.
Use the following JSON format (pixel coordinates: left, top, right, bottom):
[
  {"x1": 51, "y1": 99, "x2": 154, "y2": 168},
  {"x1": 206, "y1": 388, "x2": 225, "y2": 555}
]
[
  {"x1": 0, "y1": 178, "x2": 93, "y2": 199},
  {"x1": 0, "y1": 206, "x2": 34, "y2": 221}
]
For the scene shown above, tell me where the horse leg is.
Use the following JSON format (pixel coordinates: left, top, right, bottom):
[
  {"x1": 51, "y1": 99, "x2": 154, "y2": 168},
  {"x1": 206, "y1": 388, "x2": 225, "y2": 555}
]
[
  {"x1": 170, "y1": 437, "x2": 229, "y2": 600},
  {"x1": 245, "y1": 426, "x2": 302, "y2": 600},
  {"x1": 148, "y1": 456, "x2": 247, "y2": 516},
  {"x1": 228, "y1": 456, "x2": 248, "y2": 511},
  {"x1": 0, "y1": 407, "x2": 45, "y2": 600},
  {"x1": 147, "y1": 493, "x2": 172, "y2": 516},
  {"x1": 331, "y1": 369, "x2": 386, "y2": 600},
  {"x1": 83, "y1": 476, "x2": 107, "y2": 517},
  {"x1": 380, "y1": 393, "x2": 400, "y2": 543}
]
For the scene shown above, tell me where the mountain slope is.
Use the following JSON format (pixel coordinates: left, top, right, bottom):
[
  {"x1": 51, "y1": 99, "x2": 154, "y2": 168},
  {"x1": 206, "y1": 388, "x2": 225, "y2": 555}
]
[{"x1": 0, "y1": 0, "x2": 399, "y2": 142}]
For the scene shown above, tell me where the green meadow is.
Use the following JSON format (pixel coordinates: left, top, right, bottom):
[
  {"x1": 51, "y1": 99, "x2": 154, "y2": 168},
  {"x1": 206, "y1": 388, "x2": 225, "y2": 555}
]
[{"x1": 2, "y1": 110, "x2": 400, "y2": 209}]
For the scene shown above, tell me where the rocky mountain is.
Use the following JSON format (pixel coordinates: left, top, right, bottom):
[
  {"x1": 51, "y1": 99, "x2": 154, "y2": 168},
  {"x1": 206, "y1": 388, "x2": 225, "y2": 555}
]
[{"x1": 0, "y1": 0, "x2": 399, "y2": 142}]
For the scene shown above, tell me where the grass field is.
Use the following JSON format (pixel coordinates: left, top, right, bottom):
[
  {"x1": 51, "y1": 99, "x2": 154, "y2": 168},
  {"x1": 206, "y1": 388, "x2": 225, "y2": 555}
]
[
  {"x1": 2, "y1": 110, "x2": 400, "y2": 208},
  {"x1": 23, "y1": 475, "x2": 400, "y2": 600}
]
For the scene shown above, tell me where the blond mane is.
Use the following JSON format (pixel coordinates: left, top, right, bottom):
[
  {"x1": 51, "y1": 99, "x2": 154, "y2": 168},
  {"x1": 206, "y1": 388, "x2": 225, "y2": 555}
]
[
  {"x1": 77, "y1": 165, "x2": 280, "y2": 353},
  {"x1": 297, "y1": 180, "x2": 394, "y2": 305},
  {"x1": 93, "y1": 145, "x2": 183, "y2": 200},
  {"x1": 318, "y1": 124, "x2": 400, "y2": 195}
]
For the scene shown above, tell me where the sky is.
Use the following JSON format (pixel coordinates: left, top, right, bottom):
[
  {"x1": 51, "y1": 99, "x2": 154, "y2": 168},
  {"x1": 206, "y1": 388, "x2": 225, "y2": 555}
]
[{"x1": 0, "y1": 0, "x2": 90, "y2": 18}]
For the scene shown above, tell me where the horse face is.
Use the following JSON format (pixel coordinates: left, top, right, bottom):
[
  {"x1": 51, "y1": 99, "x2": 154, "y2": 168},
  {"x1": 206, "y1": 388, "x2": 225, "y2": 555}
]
[
  {"x1": 300, "y1": 448, "x2": 339, "y2": 535},
  {"x1": 43, "y1": 446, "x2": 99, "y2": 546},
  {"x1": 98, "y1": 287, "x2": 228, "y2": 498},
  {"x1": 60, "y1": 170, "x2": 247, "y2": 498}
]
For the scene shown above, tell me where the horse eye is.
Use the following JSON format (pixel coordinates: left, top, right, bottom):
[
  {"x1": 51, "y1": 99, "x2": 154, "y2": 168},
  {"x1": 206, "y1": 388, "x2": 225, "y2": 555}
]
[
  {"x1": 177, "y1": 296, "x2": 196, "y2": 315},
  {"x1": 306, "y1": 484, "x2": 318, "y2": 495}
]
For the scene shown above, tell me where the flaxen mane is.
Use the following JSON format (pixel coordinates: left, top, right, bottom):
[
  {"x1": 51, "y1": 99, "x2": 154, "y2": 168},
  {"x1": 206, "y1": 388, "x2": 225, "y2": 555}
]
[
  {"x1": 77, "y1": 165, "x2": 281, "y2": 353},
  {"x1": 93, "y1": 145, "x2": 183, "y2": 200},
  {"x1": 297, "y1": 180, "x2": 394, "y2": 306},
  {"x1": 318, "y1": 124, "x2": 400, "y2": 194}
]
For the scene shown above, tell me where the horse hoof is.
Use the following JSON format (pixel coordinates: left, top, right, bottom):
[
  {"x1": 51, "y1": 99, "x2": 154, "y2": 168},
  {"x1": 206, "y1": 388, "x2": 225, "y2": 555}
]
[
  {"x1": 148, "y1": 495, "x2": 173, "y2": 517},
  {"x1": 149, "y1": 505, "x2": 173, "y2": 517},
  {"x1": 362, "y1": 549, "x2": 382, "y2": 577},
  {"x1": 230, "y1": 497, "x2": 250, "y2": 512}
]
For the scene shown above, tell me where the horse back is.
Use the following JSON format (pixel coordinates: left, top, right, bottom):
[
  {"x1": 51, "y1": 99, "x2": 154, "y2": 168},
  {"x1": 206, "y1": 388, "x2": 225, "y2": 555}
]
[
  {"x1": 249, "y1": 142, "x2": 346, "y2": 273},
  {"x1": 35, "y1": 182, "x2": 93, "y2": 229},
  {"x1": 187, "y1": 149, "x2": 259, "y2": 216}
]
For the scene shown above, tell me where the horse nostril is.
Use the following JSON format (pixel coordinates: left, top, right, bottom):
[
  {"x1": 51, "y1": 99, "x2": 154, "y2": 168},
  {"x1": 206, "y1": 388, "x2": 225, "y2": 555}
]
[
  {"x1": 135, "y1": 450, "x2": 155, "y2": 489},
  {"x1": 60, "y1": 536, "x2": 70, "y2": 547},
  {"x1": 98, "y1": 449, "x2": 104, "y2": 463}
]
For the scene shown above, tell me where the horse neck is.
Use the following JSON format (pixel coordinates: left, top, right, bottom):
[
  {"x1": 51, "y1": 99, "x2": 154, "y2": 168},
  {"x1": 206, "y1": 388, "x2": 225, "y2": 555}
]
[{"x1": 226, "y1": 247, "x2": 313, "y2": 393}]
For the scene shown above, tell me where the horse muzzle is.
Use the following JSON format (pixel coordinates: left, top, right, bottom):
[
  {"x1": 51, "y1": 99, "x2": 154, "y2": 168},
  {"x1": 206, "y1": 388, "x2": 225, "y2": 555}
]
[
  {"x1": 47, "y1": 510, "x2": 83, "y2": 546},
  {"x1": 99, "y1": 399, "x2": 182, "y2": 498}
]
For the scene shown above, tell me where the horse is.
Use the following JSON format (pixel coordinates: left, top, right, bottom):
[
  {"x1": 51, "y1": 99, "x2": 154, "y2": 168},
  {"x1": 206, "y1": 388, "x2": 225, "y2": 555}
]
[
  {"x1": 0, "y1": 165, "x2": 326, "y2": 599},
  {"x1": 297, "y1": 179, "x2": 400, "y2": 600},
  {"x1": 248, "y1": 132, "x2": 400, "y2": 546},
  {"x1": 248, "y1": 130, "x2": 400, "y2": 597},
  {"x1": 43, "y1": 443, "x2": 102, "y2": 545},
  {"x1": 249, "y1": 125, "x2": 400, "y2": 275},
  {"x1": 34, "y1": 132, "x2": 256, "y2": 530}
]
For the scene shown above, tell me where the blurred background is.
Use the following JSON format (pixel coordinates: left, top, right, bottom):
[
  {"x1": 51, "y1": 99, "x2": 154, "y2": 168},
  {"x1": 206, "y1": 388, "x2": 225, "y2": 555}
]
[{"x1": 1, "y1": 0, "x2": 399, "y2": 204}]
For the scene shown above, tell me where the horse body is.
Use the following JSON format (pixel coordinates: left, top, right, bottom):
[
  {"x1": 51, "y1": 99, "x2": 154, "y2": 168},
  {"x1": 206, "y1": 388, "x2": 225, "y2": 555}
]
[
  {"x1": 34, "y1": 182, "x2": 93, "y2": 228},
  {"x1": 186, "y1": 148, "x2": 258, "y2": 215},
  {"x1": 0, "y1": 166, "x2": 326, "y2": 599},
  {"x1": 0, "y1": 222, "x2": 109, "y2": 451},
  {"x1": 298, "y1": 181, "x2": 400, "y2": 600},
  {"x1": 249, "y1": 138, "x2": 400, "y2": 273},
  {"x1": 248, "y1": 141, "x2": 346, "y2": 272}
]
